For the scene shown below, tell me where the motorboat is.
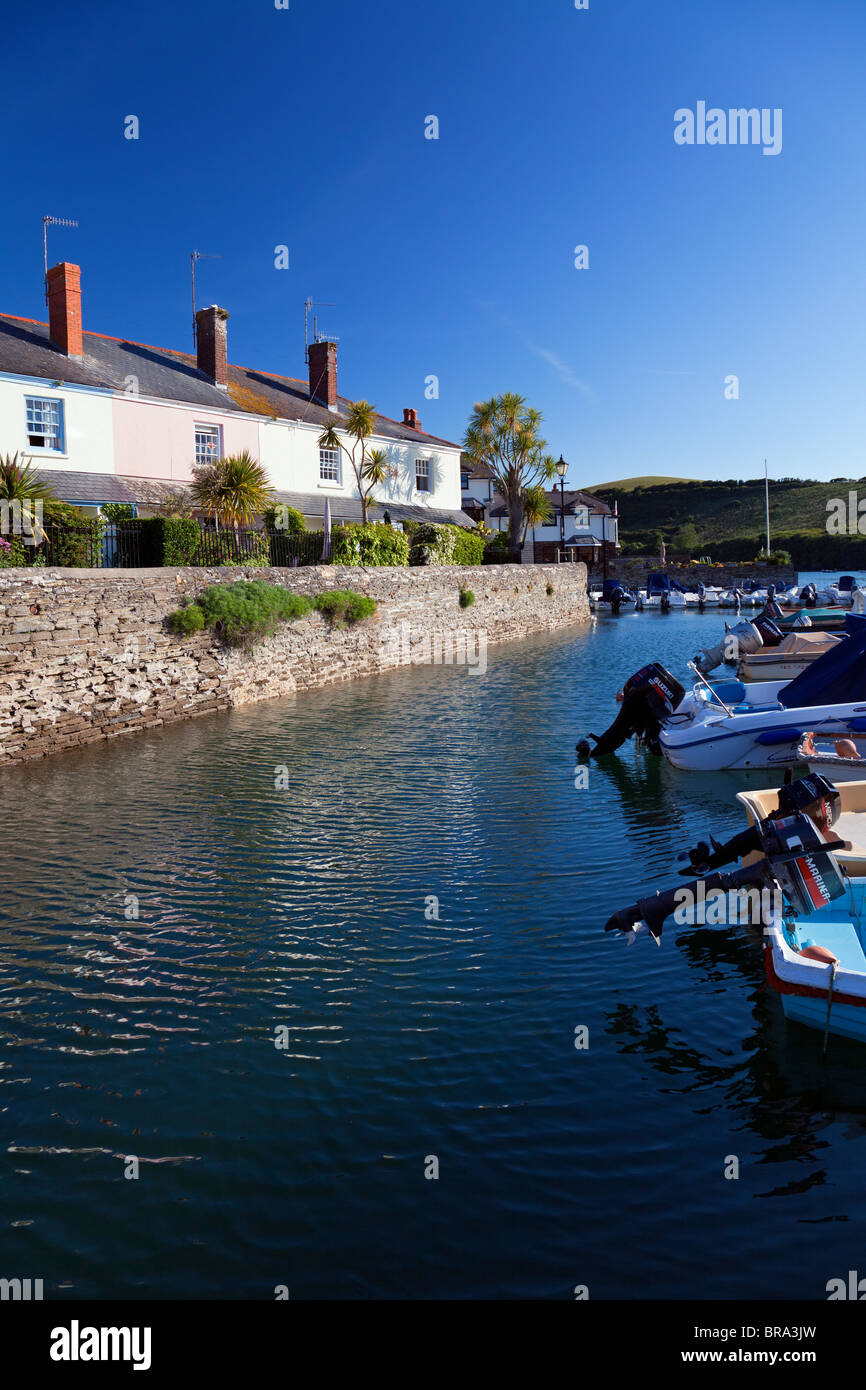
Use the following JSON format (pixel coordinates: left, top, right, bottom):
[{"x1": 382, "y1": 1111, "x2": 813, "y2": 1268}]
[
  {"x1": 644, "y1": 572, "x2": 687, "y2": 609},
  {"x1": 593, "y1": 578, "x2": 634, "y2": 611},
  {"x1": 604, "y1": 773, "x2": 866, "y2": 1044},
  {"x1": 581, "y1": 614, "x2": 866, "y2": 772},
  {"x1": 796, "y1": 731, "x2": 866, "y2": 784},
  {"x1": 737, "y1": 630, "x2": 841, "y2": 682}
]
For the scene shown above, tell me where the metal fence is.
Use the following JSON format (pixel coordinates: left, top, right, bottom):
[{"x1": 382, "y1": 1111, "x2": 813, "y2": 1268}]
[{"x1": 28, "y1": 521, "x2": 325, "y2": 570}]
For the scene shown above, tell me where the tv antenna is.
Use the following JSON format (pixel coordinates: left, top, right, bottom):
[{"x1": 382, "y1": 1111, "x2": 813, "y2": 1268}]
[
  {"x1": 304, "y1": 297, "x2": 338, "y2": 363},
  {"x1": 42, "y1": 215, "x2": 78, "y2": 303},
  {"x1": 191, "y1": 250, "x2": 221, "y2": 346}
]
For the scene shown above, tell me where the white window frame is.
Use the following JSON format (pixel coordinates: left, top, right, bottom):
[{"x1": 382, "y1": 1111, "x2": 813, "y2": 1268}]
[
  {"x1": 25, "y1": 395, "x2": 64, "y2": 452},
  {"x1": 195, "y1": 423, "x2": 223, "y2": 466},
  {"x1": 415, "y1": 458, "x2": 432, "y2": 493},
  {"x1": 319, "y1": 447, "x2": 341, "y2": 484}
]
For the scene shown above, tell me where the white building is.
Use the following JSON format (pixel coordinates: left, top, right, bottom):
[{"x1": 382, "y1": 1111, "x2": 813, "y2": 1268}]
[
  {"x1": 460, "y1": 460, "x2": 618, "y2": 569},
  {"x1": 0, "y1": 261, "x2": 470, "y2": 527}
]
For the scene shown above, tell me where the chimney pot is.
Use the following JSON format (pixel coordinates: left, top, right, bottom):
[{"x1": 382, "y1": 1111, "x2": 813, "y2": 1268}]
[
  {"x1": 403, "y1": 408, "x2": 421, "y2": 431},
  {"x1": 308, "y1": 339, "x2": 338, "y2": 410},
  {"x1": 196, "y1": 305, "x2": 228, "y2": 388},
  {"x1": 46, "y1": 262, "x2": 83, "y2": 357}
]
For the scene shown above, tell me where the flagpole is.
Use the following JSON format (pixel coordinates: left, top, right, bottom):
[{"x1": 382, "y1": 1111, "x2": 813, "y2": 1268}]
[{"x1": 764, "y1": 458, "x2": 770, "y2": 558}]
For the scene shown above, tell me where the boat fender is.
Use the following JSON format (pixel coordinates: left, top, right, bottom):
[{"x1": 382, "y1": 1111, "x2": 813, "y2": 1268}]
[{"x1": 799, "y1": 945, "x2": 839, "y2": 965}]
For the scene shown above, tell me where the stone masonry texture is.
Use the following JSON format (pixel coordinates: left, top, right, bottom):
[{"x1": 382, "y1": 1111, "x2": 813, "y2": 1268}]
[{"x1": 0, "y1": 563, "x2": 590, "y2": 766}]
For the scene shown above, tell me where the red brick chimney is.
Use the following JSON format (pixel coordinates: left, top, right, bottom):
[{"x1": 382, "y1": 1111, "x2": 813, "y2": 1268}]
[
  {"x1": 308, "y1": 339, "x2": 338, "y2": 410},
  {"x1": 196, "y1": 305, "x2": 229, "y2": 388},
  {"x1": 46, "y1": 262, "x2": 83, "y2": 357},
  {"x1": 403, "y1": 408, "x2": 422, "y2": 431}
]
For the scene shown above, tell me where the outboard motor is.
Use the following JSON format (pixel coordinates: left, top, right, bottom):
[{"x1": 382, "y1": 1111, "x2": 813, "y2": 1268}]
[
  {"x1": 604, "y1": 802, "x2": 848, "y2": 945},
  {"x1": 577, "y1": 663, "x2": 685, "y2": 758},
  {"x1": 695, "y1": 619, "x2": 762, "y2": 675},
  {"x1": 799, "y1": 583, "x2": 818, "y2": 608},
  {"x1": 752, "y1": 613, "x2": 783, "y2": 647}
]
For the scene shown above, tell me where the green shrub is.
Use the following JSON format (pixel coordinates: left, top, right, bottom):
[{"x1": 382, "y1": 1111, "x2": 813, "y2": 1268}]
[
  {"x1": 331, "y1": 523, "x2": 409, "y2": 566},
  {"x1": 459, "y1": 587, "x2": 475, "y2": 608},
  {"x1": 196, "y1": 580, "x2": 313, "y2": 646},
  {"x1": 482, "y1": 531, "x2": 516, "y2": 565},
  {"x1": 264, "y1": 504, "x2": 306, "y2": 536},
  {"x1": 100, "y1": 503, "x2": 135, "y2": 522},
  {"x1": 408, "y1": 522, "x2": 485, "y2": 566},
  {"x1": 167, "y1": 604, "x2": 206, "y2": 635},
  {"x1": 139, "y1": 517, "x2": 202, "y2": 566},
  {"x1": 546, "y1": 582, "x2": 554, "y2": 596},
  {"x1": 39, "y1": 499, "x2": 102, "y2": 567},
  {"x1": 0, "y1": 535, "x2": 26, "y2": 567},
  {"x1": 313, "y1": 589, "x2": 377, "y2": 626}
]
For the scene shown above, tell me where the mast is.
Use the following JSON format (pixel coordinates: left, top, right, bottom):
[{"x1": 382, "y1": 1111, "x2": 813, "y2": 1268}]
[{"x1": 764, "y1": 458, "x2": 770, "y2": 557}]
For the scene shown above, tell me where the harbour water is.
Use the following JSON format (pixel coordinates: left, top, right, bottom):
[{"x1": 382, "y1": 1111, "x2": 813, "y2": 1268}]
[{"x1": 3, "y1": 599, "x2": 866, "y2": 1300}]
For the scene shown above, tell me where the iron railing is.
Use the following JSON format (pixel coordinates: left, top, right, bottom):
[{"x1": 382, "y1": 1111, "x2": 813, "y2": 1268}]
[{"x1": 22, "y1": 522, "x2": 325, "y2": 570}]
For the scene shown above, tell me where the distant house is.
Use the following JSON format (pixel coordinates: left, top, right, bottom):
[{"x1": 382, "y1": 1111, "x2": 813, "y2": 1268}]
[
  {"x1": 484, "y1": 486, "x2": 618, "y2": 567},
  {"x1": 0, "y1": 260, "x2": 473, "y2": 528},
  {"x1": 460, "y1": 455, "x2": 498, "y2": 523}
]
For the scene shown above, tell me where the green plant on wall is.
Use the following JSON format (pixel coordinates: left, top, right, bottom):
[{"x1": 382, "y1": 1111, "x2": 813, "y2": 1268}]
[
  {"x1": 330, "y1": 524, "x2": 409, "y2": 566},
  {"x1": 191, "y1": 451, "x2": 275, "y2": 533},
  {"x1": 317, "y1": 403, "x2": 396, "y2": 523}
]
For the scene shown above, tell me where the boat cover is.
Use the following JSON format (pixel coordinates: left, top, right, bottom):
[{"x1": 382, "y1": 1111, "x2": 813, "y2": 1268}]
[
  {"x1": 780, "y1": 620, "x2": 866, "y2": 708},
  {"x1": 775, "y1": 631, "x2": 840, "y2": 655}
]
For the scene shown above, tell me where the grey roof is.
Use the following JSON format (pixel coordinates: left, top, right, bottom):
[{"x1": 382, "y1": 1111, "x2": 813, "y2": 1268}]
[
  {"x1": 32, "y1": 469, "x2": 476, "y2": 526},
  {"x1": 32, "y1": 470, "x2": 192, "y2": 505},
  {"x1": 488, "y1": 487, "x2": 611, "y2": 519},
  {"x1": 0, "y1": 314, "x2": 459, "y2": 447}
]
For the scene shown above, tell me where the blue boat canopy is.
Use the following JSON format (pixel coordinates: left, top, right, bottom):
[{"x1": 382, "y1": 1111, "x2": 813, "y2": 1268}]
[{"x1": 780, "y1": 617, "x2": 866, "y2": 709}]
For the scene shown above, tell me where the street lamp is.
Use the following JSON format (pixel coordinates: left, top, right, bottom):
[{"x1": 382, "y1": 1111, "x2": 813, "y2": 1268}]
[{"x1": 555, "y1": 455, "x2": 568, "y2": 559}]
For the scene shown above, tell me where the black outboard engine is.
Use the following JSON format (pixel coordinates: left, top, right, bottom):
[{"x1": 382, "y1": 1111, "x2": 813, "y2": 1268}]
[
  {"x1": 752, "y1": 613, "x2": 784, "y2": 647},
  {"x1": 799, "y1": 583, "x2": 818, "y2": 608},
  {"x1": 604, "y1": 803, "x2": 848, "y2": 944},
  {"x1": 579, "y1": 663, "x2": 685, "y2": 758},
  {"x1": 677, "y1": 774, "x2": 842, "y2": 878}
]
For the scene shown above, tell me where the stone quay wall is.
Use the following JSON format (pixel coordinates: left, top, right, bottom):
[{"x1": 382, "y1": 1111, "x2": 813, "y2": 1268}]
[{"x1": 0, "y1": 563, "x2": 590, "y2": 766}]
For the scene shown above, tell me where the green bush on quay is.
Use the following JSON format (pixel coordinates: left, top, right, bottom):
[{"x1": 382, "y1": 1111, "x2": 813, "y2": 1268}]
[
  {"x1": 167, "y1": 604, "x2": 206, "y2": 634},
  {"x1": 408, "y1": 523, "x2": 485, "y2": 567},
  {"x1": 330, "y1": 523, "x2": 409, "y2": 567},
  {"x1": 313, "y1": 589, "x2": 377, "y2": 626}
]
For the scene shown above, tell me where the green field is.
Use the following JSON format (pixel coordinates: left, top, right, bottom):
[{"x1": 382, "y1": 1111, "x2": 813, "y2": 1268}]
[{"x1": 590, "y1": 476, "x2": 866, "y2": 566}]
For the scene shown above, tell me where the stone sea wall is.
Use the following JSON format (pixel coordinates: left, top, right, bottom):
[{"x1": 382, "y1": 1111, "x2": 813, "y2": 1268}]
[{"x1": 0, "y1": 563, "x2": 590, "y2": 766}]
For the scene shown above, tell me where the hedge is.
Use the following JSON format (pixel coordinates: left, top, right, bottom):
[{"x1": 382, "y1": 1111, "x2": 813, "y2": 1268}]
[
  {"x1": 330, "y1": 523, "x2": 409, "y2": 566},
  {"x1": 138, "y1": 517, "x2": 202, "y2": 567},
  {"x1": 408, "y1": 523, "x2": 485, "y2": 566}
]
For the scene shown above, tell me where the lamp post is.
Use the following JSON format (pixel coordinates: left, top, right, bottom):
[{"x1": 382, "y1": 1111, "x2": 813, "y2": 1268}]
[{"x1": 555, "y1": 455, "x2": 568, "y2": 561}]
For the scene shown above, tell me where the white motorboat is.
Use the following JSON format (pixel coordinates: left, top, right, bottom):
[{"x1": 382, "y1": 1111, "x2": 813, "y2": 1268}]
[{"x1": 582, "y1": 615, "x2": 866, "y2": 772}]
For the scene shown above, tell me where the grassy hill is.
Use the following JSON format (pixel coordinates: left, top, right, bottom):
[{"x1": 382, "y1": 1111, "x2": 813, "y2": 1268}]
[
  {"x1": 587, "y1": 475, "x2": 696, "y2": 492},
  {"x1": 591, "y1": 476, "x2": 866, "y2": 566}
]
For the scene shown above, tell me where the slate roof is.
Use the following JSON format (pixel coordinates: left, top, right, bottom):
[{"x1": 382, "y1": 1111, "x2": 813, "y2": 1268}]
[
  {"x1": 0, "y1": 314, "x2": 460, "y2": 448},
  {"x1": 30, "y1": 469, "x2": 476, "y2": 526},
  {"x1": 488, "y1": 487, "x2": 611, "y2": 519}
]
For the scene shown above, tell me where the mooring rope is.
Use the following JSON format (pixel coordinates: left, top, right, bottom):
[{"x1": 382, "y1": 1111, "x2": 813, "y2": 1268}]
[{"x1": 823, "y1": 962, "x2": 839, "y2": 1057}]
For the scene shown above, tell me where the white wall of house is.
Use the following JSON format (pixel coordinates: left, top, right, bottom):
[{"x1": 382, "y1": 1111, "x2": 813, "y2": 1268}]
[
  {"x1": 258, "y1": 419, "x2": 462, "y2": 516},
  {"x1": 0, "y1": 373, "x2": 115, "y2": 475},
  {"x1": 112, "y1": 394, "x2": 260, "y2": 482}
]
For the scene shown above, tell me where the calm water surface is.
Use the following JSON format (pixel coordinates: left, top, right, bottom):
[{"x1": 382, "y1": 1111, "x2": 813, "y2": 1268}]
[{"x1": 3, "y1": 603, "x2": 866, "y2": 1300}]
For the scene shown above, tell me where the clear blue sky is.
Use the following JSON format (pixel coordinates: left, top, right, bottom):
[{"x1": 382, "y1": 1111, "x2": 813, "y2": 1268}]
[{"x1": 2, "y1": 0, "x2": 864, "y2": 486}]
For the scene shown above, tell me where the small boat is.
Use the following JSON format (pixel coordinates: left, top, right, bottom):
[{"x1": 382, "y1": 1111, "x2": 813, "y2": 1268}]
[
  {"x1": 796, "y1": 731, "x2": 866, "y2": 784},
  {"x1": 644, "y1": 572, "x2": 686, "y2": 609},
  {"x1": 593, "y1": 578, "x2": 634, "y2": 611},
  {"x1": 582, "y1": 614, "x2": 866, "y2": 771},
  {"x1": 737, "y1": 629, "x2": 841, "y2": 682},
  {"x1": 737, "y1": 776, "x2": 866, "y2": 876},
  {"x1": 605, "y1": 773, "x2": 866, "y2": 1044},
  {"x1": 772, "y1": 605, "x2": 849, "y2": 632}
]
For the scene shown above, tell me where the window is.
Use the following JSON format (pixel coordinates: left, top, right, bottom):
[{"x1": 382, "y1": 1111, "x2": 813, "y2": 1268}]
[
  {"x1": 25, "y1": 396, "x2": 64, "y2": 451},
  {"x1": 460, "y1": 472, "x2": 470, "y2": 490},
  {"x1": 195, "y1": 424, "x2": 222, "y2": 465},
  {"x1": 415, "y1": 458, "x2": 431, "y2": 492},
  {"x1": 319, "y1": 447, "x2": 341, "y2": 483}
]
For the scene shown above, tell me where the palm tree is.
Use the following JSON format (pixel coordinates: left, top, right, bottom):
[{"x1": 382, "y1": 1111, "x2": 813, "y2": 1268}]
[
  {"x1": 191, "y1": 451, "x2": 275, "y2": 535},
  {"x1": 0, "y1": 452, "x2": 55, "y2": 543},
  {"x1": 318, "y1": 402, "x2": 396, "y2": 523},
  {"x1": 463, "y1": 394, "x2": 556, "y2": 562},
  {"x1": 520, "y1": 479, "x2": 554, "y2": 547}
]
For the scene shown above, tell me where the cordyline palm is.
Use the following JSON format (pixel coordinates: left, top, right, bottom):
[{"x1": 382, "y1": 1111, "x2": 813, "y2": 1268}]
[
  {"x1": 318, "y1": 402, "x2": 394, "y2": 523},
  {"x1": 0, "y1": 452, "x2": 55, "y2": 542},
  {"x1": 191, "y1": 451, "x2": 275, "y2": 535},
  {"x1": 463, "y1": 394, "x2": 556, "y2": 562},
  {"x1": 520, "y1": 478, "x2": 554, "y2": 545}
]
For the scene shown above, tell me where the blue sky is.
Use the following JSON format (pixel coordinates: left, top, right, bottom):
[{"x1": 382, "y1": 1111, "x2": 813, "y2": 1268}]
[{"x1": 2, "y1": 0, "x2": 864, "y2": 486}]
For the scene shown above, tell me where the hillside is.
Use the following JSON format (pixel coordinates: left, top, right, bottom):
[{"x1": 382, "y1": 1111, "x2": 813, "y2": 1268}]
[{"x1": 587, "y1": 475, "x2": 695, "y2": 492}]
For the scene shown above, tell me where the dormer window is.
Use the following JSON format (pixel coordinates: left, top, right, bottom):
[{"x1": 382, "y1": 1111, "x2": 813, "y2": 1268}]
[{"x1": 415, "y1": 458, "x2": 431, "y2": 492}]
